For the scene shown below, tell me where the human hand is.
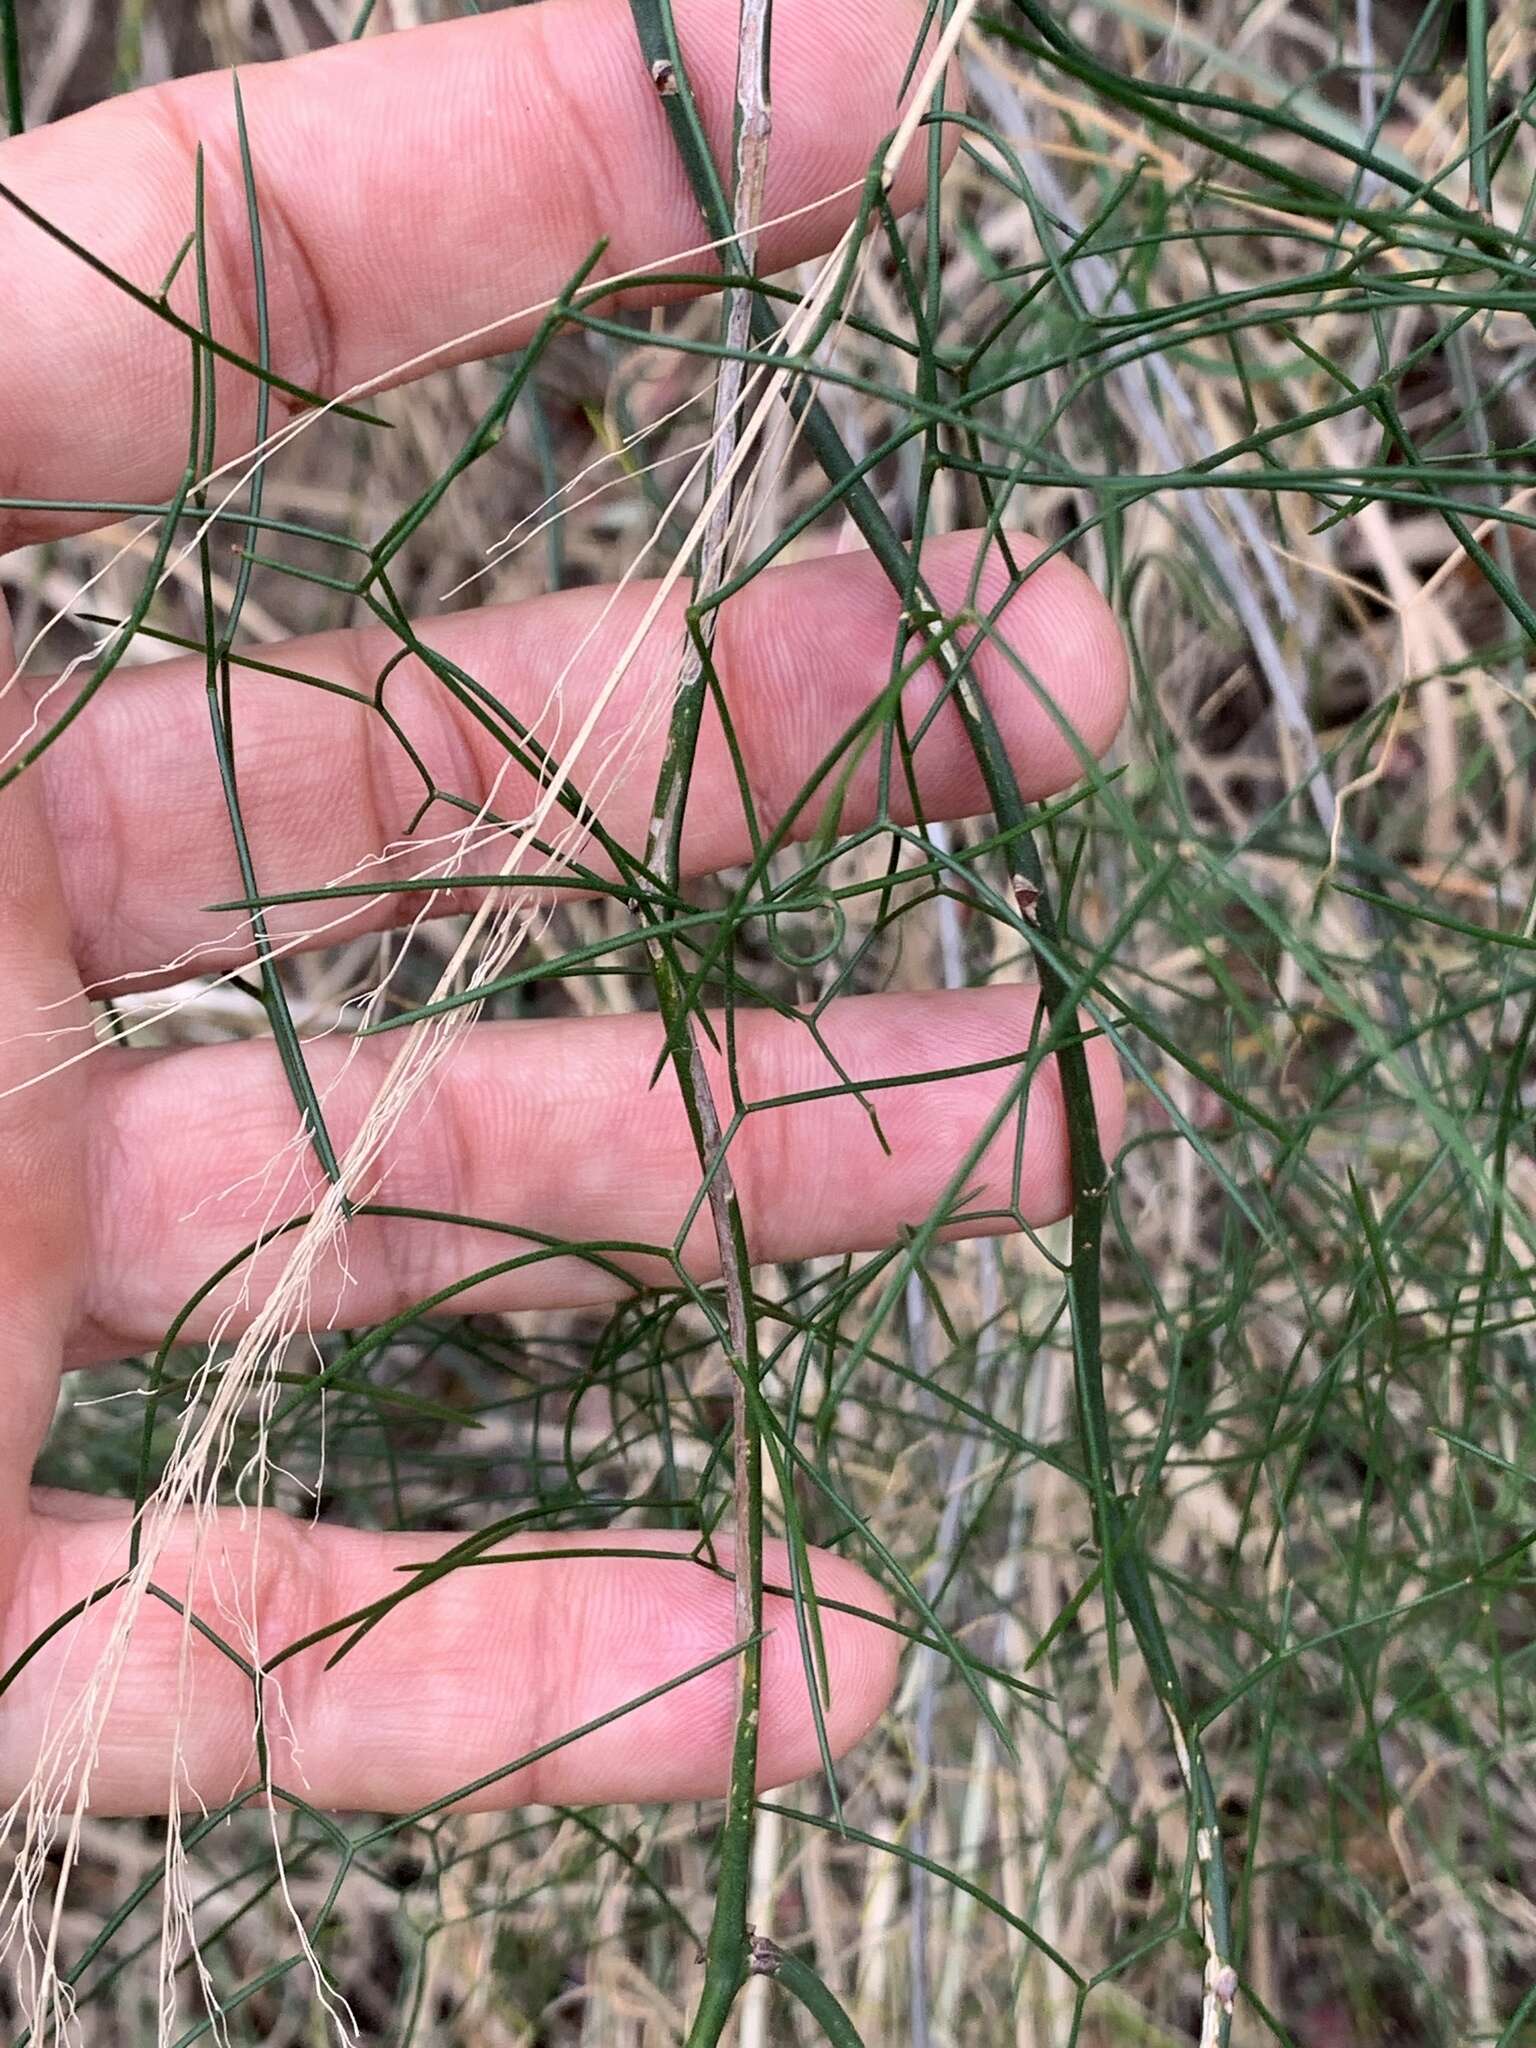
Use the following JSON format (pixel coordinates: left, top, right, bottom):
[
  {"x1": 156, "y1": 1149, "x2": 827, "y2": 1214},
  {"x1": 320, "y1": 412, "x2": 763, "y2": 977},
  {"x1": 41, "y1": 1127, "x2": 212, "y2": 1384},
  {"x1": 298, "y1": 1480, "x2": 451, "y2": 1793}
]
[{"x1": 0, "y1": 0, "x2": 1125, "y2": 1819}]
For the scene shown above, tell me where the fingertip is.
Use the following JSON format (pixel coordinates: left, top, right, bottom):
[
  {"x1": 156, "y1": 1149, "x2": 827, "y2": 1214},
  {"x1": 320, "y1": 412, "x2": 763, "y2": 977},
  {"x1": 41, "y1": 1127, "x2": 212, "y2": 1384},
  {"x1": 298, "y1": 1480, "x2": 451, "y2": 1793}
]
[
  {"x1": 878, "y1": 0, "x2": 967, "y2": 216},
  {"x1": 902, "y1": 984, "x2": 1121, "y2": 1231},
  {"x1": 1026, "y1": 1007, "x2": 1126, "y2": 1226},
  {"x1": 756, "y1": 1541, "x2": 898, "y2": 1787},
  {"x1": 911, "y1": 531, "x2": 1128, "y2": 802},
  {"x1": 1086, "y1": 1013, "x2": 1128, "y2": 1167},
  {"x1": 975, "y1": 533, "x2": 1130, "y2": 791}
]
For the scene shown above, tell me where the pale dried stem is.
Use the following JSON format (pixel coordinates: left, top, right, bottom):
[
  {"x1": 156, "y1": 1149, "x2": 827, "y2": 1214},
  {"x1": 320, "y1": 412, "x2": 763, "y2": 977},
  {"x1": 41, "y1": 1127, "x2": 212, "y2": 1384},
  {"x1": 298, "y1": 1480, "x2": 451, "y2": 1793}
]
[{"x1": 643, "y1": 0, "x2": 773, "y2": 1668}]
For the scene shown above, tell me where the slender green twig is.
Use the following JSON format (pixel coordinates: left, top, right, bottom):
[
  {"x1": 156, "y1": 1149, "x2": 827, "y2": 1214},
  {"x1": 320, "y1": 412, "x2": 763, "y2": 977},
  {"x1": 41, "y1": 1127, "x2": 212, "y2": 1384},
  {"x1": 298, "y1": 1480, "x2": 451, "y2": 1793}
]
[
  {"x1": 190, "y1": 134, "x2": 346, "y2": 1191},
  {"x1": 0, "y1": 0, "x2": 21, "y2": 137},
  {"x1": 1466, "y1": 0, "x2": 1492, "y2": 215},
  {"x1": 629, "y1": 3, "x2": 776, "y2": 2037},
  {"x1": 749, "y1": 1937, "x2": 867, "y2": 2046}
]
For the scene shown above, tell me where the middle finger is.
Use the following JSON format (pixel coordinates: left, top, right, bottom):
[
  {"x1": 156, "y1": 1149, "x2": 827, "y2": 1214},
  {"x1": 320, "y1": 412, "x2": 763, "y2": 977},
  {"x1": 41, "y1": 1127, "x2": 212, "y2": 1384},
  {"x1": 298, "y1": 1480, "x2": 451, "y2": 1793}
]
[
  {"x1": 39, "y1": 531, "x2": 1127, "y2": 990},
  {"x1": 72, "y1": 984, "x2": 1124, "y2": 1364}
]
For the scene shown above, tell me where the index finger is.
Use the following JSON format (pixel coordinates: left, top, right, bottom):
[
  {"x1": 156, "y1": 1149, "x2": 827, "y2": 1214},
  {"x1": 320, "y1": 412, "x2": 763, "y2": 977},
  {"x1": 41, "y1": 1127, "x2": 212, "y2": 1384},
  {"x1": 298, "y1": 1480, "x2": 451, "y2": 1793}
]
[{"x1": 0, "y1": 0, "x2": 945, "y2": 553}]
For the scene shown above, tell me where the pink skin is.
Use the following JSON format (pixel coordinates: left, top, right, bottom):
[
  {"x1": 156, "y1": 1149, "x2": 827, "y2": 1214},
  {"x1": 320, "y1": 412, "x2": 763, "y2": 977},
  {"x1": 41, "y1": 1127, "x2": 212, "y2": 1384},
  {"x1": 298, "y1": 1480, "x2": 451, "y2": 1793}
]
[{"x1": 0, "y1": 0, "x2": 1127, "y2": 1817}]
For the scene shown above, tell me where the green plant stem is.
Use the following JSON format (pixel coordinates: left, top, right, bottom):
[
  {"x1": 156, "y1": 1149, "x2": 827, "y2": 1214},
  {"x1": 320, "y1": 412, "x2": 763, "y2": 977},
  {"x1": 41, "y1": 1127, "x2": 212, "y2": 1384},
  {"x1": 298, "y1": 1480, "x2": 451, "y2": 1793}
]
[
  {"x1": 632, "y1": 3, "x2": 1235, "y2": 2036},
  {"x1": 750, "y1": 1938, "x2": 867, "y2": 2046},
  {"x1": 190, "y1": 140, "x2": 346, "y2": 1193},
  {"x1": 0, "y1": 0, "x2": 21, "y2": 136},
  {"x1": 628, "y1": 3, "x2": 775, "y2": 2038}
]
